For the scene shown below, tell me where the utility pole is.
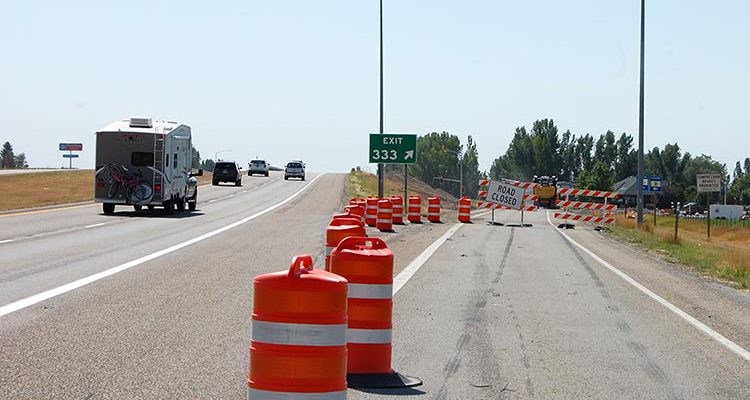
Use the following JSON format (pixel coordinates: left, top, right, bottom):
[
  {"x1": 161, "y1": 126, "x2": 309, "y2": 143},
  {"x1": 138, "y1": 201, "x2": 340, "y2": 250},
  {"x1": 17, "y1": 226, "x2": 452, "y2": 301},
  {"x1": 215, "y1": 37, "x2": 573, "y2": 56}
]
[
  {"x1": 636, "y1": 0, "x2": 646, "y2": 225},
  {"x1": 377, "y1": 0, "x2": 385, "y2": 198}
]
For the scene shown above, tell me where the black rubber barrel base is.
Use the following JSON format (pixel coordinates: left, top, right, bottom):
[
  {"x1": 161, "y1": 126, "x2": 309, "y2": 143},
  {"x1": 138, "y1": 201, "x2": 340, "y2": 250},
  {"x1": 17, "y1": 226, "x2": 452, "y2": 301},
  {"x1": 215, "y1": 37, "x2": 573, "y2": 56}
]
[{"x1": 347, "y1": 371, "x2": 423, "y2": 389}]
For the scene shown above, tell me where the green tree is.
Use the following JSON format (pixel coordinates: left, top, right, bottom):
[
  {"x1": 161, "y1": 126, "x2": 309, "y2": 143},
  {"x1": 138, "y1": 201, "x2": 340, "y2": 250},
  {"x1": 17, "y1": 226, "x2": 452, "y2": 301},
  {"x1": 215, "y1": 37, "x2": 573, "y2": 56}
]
[
  {"x1": 729, "y1": 174, "x2": 750, "y2": 205},
  {"x1": 14, "y1": 153, "x2": 28, "y2": 168},
  {"x1": 575, "y1": 134, "x2": 595, "y2": 173},
  {"x1": 529, "y1": 119, "x2": 560, "y2": 176},
  {"x1": 578, "y1": 161, "x2": 614, "y2": 191},
  {"x1": 462, "y1": 135, "x2": 481, "y2": 198},
  {"x1": 733, "y1": 161, "x2": 744, "y2": 181},
  {"x1": 1, "y1": 141, "x2": 14, "y2": 168},
  {"x1": 558, "y1": 130, "x2": 577, "y2": 181},
  {"x1": 744, "y1": 157, "x2": 750, "y2": 175},
  {"x1": 201, "y1": 158, "x2": 216, "y2": 172},
  {"x1": 191, "y1": 147, "x2": 201, "y2": 169},
  {"x1": 410, "y1": 132, "x2": 462, "y2": 197},
  {"x1": 614, "y1": 133, "x2": 637, "y2": 181}
]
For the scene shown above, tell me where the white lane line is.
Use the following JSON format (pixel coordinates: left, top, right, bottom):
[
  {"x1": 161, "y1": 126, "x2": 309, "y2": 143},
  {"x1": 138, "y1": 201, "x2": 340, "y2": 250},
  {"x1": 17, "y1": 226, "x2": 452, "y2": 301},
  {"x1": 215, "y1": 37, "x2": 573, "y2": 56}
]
[
  {"x1": 0, "y1": 173, "x2": 328, "y2": 318},
  {"x1": 0, "y1": 239, "x2": 14, "y2": 244},
  {"x1": 393, "y1": 223, "x2": 463, "y2": 296},
  {"x1": 545, "y1": 212, "x2": 750, "y2": 362},
  {"x1": 207, "y1": 199, "x2": 217, "y2": 203},
  {"x1": 84, "y1": 223, "x2": 106, "y2": 229}
]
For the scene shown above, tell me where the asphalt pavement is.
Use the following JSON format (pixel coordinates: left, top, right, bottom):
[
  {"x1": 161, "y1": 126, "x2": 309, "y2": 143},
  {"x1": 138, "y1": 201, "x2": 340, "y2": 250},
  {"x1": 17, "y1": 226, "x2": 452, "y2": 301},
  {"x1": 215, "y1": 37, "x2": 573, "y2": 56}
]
[{"x1": 2, "y1": 182, "x2": 750, "y2": 399}]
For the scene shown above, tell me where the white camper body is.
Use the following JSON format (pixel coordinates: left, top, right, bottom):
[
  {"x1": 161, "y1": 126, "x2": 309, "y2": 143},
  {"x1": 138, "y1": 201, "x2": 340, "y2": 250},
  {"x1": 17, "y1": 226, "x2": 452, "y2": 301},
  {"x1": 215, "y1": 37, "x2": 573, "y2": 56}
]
[
  {"x1": 94, "y1": 117, "x2": 199, "y2": 214},
  {"x1": 710, "y1": 204, "x2": 744, "y2": 221}
]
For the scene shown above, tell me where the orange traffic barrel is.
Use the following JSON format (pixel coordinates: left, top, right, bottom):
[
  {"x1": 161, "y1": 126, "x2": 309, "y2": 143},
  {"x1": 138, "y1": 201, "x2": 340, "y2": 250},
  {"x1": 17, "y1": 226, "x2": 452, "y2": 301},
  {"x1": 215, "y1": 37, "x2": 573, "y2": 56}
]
[
  {"x1": 389, "y1": 196, "x2": 404, "y2": 224},
  {"x1": 326, "y1": 218, "x2": 366, "y2": 270},
  {"x1": 249, "y1": 255, "x2": 348, "y2": 399},
  {"x1": 330, "y1": 238, "x2": 422, "y2": 389},
  {"x1": 458, "y1": 196, "x2": 471, "y2": 223},
  {"x1": 365, "y1": 197, "x2": 379, "y2": 227},
  {"x1": 376, "y1": 199, "x2": 393, "y2": 232},
  {"x1": 407, "y1": 196, "x2": 421, "y2": 223},
  {"x1": 427, "y1": 196, "x2": 441, "y2": 223},
  {"x1": 344, "y1": 204, "x2": 365, "y2": 224}
]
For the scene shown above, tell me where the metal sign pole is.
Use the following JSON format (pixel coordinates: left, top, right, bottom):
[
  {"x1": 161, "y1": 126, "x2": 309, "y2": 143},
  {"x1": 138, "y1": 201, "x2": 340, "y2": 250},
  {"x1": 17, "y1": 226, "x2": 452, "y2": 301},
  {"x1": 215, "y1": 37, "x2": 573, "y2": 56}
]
[
  {"x1": 707, "y1": 192, "x2": 711, "y2": 239},
  {"x1": 69, "y1": 150, "x2": 73, "y2": 169},
  {"x1": 653, "y1": 194, "x2": 657, "y2": 226}
]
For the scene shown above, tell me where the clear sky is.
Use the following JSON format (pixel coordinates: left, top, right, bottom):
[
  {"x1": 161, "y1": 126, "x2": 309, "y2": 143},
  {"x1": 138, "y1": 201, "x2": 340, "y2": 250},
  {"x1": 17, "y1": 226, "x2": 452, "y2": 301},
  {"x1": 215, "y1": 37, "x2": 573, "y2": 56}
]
[{"x1": 1, "y1": 1, "x2": 747, "y2": 173}]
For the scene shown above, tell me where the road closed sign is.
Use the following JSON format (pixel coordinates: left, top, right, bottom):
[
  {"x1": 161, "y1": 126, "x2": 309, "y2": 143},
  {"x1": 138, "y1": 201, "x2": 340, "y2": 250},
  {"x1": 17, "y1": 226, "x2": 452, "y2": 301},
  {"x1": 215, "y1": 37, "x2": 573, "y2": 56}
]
[{"x1": 485, "y1": 179, "x2": 525, "y2": 210}]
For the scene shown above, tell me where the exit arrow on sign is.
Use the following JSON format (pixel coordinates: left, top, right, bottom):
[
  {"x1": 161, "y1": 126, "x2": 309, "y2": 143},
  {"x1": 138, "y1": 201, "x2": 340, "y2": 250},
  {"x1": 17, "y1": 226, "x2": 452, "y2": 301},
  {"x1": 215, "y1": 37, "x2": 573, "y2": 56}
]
[{"x1": 404, "y1": 150, "x2": 414, "y2": 160}]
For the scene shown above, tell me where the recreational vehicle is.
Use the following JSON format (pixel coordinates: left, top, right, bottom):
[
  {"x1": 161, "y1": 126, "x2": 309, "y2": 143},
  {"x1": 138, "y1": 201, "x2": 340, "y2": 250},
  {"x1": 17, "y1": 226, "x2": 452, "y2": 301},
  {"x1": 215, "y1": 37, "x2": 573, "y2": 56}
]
[{"x1": 94, "y1": 117, "x2": 201, "y2": 215}]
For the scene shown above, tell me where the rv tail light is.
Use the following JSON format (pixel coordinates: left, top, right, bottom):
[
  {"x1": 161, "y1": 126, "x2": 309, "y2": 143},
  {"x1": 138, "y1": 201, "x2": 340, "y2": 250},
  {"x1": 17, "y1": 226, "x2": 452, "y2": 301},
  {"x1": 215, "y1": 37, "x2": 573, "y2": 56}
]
[
  {"x1": 155, "y1": 184, "x2": 161, "y2": 191},
  {"x1": 96, "y1": 182, "x2": 105, "y2": 188}
]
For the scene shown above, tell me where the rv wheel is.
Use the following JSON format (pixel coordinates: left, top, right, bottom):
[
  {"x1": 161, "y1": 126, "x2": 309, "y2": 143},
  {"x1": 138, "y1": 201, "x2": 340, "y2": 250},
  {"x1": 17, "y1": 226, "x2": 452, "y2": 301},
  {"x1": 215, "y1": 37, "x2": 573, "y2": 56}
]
[
  {"x1": 176, "y1": 197, "x2": 186, "y2": 212},
  {"x1": 188, "y1": 190, "x2": 197, "y2": 211},
  {"x1": 103, "y1": 203, "x2": 115, "y2": 214},
  {"x1": 163, "y1": 201, "x2": 175, "y2": 215},
  {"x1": 133, "y1": 205, "x2": 143, "y2": 212}
]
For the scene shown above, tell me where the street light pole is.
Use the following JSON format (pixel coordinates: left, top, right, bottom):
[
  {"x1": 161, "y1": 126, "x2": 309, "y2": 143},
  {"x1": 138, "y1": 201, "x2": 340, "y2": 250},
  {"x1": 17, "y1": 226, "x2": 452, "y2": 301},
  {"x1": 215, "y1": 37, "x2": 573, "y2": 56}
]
[
  {"x1": 636, "y1": 0, "x2": 646, "y2": 225},
  {"x1": 215, "y1": 150, "x2": 231, "y2": 161},
  {"x1": 447, "y1": 149, "x2": 463, "y2": 198},
  {"x1": 377, "y1": 0, "x2": 385, "y2": 198}
]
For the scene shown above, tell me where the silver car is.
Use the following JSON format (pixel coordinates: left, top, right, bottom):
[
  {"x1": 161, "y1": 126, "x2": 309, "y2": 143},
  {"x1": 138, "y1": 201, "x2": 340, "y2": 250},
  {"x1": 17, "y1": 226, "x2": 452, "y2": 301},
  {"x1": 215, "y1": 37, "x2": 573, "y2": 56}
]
[
  {"x1": 248, "y1": 159, "x2": 269, "y2": 177},
  {"x1": 284, "y1": 161, "x2": 305, "y2": 181}
]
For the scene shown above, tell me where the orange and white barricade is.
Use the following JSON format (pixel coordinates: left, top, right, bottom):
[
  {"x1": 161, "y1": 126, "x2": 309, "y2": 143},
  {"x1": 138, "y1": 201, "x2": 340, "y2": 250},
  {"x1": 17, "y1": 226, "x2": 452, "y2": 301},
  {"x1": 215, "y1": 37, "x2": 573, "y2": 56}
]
[
  {"x1": 376, "y1": 199, "x2": 393, "y2": 232},
  {"x1": 249, "y1": 255, "x2": 348, "y2": 399},
  {"x1": 330, "y1": 238, "x2": 421, "y2": 388},
  {"x1": 553, "y1": 212, "x2": 615, "y2": 224},
  {"x1": 458, "y1": 197, "x2": 471, "y2": 223},
  {"x1": 427, "y1": 196, "x2": 441, "y2": 223},
  {"x1": 407, "y1": 196, "x2": 421, "y2": 223},
  {"x1": 389, "y1": 196, "x2": 404, "y2": 224},
  {"x1": 365, "y1": 197, "x2": 378, "y2": 227},
  {"x1": 326, "y1": 217, "x2": 366, "y2": 270}
]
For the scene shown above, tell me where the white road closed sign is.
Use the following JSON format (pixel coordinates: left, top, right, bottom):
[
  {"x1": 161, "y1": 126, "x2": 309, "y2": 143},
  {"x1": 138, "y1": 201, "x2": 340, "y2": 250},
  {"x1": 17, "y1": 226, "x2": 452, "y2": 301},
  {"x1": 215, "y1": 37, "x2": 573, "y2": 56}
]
[
  {"x1": 697, "y1": 174, "x2": 722, "y2": 193},
  {"x1": 485, "y1": 179, "x2": 525, "y2": 210}
]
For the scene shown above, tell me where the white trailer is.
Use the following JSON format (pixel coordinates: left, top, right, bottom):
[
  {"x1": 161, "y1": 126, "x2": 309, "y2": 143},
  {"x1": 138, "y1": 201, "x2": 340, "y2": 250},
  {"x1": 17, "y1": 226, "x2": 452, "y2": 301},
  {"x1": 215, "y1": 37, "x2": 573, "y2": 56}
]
[
  {"x1": 710, "y1": 204, "x2": 744, "y2": 221},
  {"x1": 94, "y1": 117, "x2": 202, "y2": 215}
]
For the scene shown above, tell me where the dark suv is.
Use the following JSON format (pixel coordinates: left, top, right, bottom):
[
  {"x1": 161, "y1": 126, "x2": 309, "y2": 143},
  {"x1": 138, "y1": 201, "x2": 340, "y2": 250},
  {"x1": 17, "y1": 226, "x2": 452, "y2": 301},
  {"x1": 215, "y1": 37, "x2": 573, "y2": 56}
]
[{"x1": 212, "y1": 161, "x2": 243, "y2": 186}]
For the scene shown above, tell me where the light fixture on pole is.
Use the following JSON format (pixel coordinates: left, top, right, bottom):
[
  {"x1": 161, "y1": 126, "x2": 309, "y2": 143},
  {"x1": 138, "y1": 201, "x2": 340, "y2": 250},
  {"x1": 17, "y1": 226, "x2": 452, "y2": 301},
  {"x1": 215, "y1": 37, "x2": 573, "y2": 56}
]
[{"x1": 215, "y1": 150, "x2": 231, "y2": 161}]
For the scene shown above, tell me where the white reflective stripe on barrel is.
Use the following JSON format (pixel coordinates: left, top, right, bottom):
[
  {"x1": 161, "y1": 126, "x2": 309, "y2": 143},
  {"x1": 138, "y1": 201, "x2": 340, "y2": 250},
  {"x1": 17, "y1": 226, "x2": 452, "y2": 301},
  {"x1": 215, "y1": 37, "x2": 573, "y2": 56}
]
[
  {"x1": 252, "y1": 320, "x2": 346, "y2": 346},
  {"x1": 347, "y1": 328, "x2": 392, "y2": 344},
  {"x1": 348, "y1": 283, "x2": 392, "y2": 299},
  {"x1": 248, "y1": 388, "x2": 347, "y2": 400},
  {"x1": 376, "y1": 219, "x2": 391, "y2": 224}
]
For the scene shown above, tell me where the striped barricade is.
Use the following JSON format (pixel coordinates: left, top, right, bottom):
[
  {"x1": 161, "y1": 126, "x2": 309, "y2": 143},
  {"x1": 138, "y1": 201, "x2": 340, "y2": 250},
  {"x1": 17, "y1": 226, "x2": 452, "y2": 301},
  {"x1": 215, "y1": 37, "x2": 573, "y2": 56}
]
[
  {"x1": 553, "y1": 212, "x2": 615, "y2": 224},
  {"x1": 556, "y1": 200, "x2": 617, "y2": 211},
  {"x1": 557, "y1": 188, "x2": 620, "y2": 199}
]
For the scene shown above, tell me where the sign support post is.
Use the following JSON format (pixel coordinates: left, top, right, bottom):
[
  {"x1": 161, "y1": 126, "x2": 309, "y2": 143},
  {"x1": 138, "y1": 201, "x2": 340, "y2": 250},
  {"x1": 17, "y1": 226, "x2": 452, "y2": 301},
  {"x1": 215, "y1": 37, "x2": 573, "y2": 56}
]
[{"x1": 697, "y1": 173, "x2": 721, "y2": 240}]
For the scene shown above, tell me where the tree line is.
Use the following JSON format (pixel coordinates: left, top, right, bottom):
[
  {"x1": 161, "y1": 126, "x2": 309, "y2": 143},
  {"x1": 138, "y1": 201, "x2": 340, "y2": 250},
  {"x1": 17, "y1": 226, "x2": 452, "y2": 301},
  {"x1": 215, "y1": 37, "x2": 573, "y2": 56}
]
[
  {"x1": 402, "y1": 119, "x2": 749, "y2": 206},
  {"x1": 0, "y1": 142, "x2": 28, "y2": 169}
]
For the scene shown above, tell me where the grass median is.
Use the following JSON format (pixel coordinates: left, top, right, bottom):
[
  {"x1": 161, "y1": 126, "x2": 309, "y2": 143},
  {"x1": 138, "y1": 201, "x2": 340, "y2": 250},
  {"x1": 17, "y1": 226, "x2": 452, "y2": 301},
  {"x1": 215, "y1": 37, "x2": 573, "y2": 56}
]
[
  {"x1": 609, "y1": 214, "x2": 750, "y2": 289},
  {"x1": 0, "y1": 170, "x2": 213, "y2": 212}
]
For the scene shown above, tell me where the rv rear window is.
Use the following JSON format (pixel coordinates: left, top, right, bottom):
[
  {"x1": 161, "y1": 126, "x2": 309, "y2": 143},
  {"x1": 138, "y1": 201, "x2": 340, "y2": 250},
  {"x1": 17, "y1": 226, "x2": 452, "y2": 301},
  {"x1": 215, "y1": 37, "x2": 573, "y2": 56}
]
[{"x1": 131, "y1": 152, "x2": 154, "y2": 167}]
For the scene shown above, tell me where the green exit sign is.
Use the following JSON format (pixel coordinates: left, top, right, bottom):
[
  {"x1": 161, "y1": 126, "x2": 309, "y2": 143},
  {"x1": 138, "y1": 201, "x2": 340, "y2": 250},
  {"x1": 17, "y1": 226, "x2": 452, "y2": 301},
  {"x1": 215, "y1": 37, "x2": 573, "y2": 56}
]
[{"x1": 369, "y1": 133, "x2": 417, "y2": 164}]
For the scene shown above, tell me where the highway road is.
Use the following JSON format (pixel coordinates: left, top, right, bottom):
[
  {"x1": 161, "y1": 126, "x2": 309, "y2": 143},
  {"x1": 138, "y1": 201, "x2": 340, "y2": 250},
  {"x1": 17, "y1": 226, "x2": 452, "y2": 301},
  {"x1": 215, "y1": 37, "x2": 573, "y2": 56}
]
[{"x1": 2, "y1": 175, "x2": 750, "y2": 399}]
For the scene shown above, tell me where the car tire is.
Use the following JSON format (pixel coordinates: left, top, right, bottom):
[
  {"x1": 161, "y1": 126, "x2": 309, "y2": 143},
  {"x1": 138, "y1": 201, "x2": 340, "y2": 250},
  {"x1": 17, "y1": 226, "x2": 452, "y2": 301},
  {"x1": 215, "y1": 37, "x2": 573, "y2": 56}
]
[
  {"x1": 147, "y1": 205, "x2": 155, "y2": 210},
  {"x1": 103, "y1": 203, "x2": 115, "y2": 214},
  {"x1": 212, "y1": 180, "x2": 219, "y2": 186},
  {"x1": 302, "y1": 176, "x2": 306, "y2": 181},
  {"x1": 188, "y1": 189, "x2": 197, "y2": 211},
  {"x1": 134, "y1": 205, "x2": 143, "y2": 212},
  {"x1": 265, "y1": 172, "x2": 269, "y2": 177},
  {"x1": 235, "y1": 179, "x2": 242, "y2": 187}
]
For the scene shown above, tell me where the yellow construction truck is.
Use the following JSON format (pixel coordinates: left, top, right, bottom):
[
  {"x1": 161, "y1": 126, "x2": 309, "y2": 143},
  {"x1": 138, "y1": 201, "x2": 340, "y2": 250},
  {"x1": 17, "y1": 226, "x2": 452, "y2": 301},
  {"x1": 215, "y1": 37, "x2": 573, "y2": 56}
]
[{"x1": 533, "y1": 175, "x2": 558, "y2": 209}]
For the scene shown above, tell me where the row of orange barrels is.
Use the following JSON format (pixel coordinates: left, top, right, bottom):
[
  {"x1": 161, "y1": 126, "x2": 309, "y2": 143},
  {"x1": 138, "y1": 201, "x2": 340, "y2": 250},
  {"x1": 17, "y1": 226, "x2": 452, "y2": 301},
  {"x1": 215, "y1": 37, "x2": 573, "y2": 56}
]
[
  {"x1": 345, "y1": 195, "x2": 473, "y2": 231},
  {"x1": 247, "y1": 196, "x2": 473, "y2": 398}
]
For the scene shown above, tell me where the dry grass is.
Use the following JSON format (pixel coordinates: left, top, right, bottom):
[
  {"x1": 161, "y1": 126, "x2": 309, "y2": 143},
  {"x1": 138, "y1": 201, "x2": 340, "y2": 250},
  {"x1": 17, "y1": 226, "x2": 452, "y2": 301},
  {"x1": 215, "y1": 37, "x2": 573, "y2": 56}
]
[
  {"x1": 0, "y1": 170, "x2": 94, "y2": 211},
  {"x1": 0, "y1": 170, "x2": 213, "y2": 211},
  {"x1": 610, "y1": 214, "x2": 750, "y2": 289}
]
